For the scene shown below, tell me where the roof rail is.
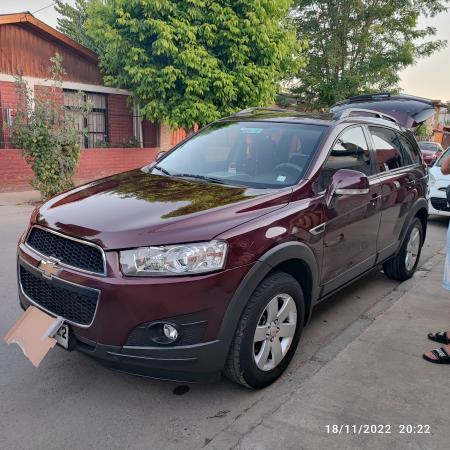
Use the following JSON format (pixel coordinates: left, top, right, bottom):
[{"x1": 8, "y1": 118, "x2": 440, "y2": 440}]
[
  {"x1": 232, "y1": 107, "x2": 295, "y2": 116},
  {"x1": 348, "y1": 92, "x2": 391, "y2": 102},
  {"x1": 337, "y1": 108, "x2": 398, "y2": 124}
]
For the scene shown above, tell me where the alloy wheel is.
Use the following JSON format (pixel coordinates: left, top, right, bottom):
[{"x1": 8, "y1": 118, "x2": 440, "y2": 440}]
[
  {"x1": 253, "y1": 293, "x2": 297, "y2": 372},
  {"x1": 405, "y1": 225, "x2": 421, "y2": 271}
]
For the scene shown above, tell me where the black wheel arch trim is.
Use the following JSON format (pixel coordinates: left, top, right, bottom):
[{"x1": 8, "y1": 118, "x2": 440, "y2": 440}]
[
  {"x1": 398, "y1": 198, "x2": 428, "y2": 249},
  {"x1": 216, "y1": 242, "x2": 320, "y2": 368}
]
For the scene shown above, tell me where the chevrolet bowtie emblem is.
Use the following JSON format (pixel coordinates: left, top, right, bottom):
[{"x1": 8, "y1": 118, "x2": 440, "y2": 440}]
[{"x1": 38, "y1": 259, "x2": 61, "y2": 279}]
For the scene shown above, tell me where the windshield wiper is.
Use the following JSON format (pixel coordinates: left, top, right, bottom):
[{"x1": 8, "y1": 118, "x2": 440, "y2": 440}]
[
  {"x1": 152, "y1": 166, "x2": 229, "y2": 185},
  {"x1": 152, "y1": 165, "x2": 173, "y2": 176},
  {"x1": 173, "y1": 173, "x2": 229, "y2": 185}
]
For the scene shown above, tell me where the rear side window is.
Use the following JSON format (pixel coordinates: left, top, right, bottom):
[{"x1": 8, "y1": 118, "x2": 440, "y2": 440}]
[
  {"x1": 369, "y1": 127, "x2": 412, "y2": 172},
  {"x1": 319, "y1": 126, "x2": 373, "y2": 189},
  {"x1": 398, "y1": 133, "x2": 421, "y2": 165}
]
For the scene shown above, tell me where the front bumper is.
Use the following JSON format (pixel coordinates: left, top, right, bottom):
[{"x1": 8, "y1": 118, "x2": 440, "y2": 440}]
[
  {"x1": 72, "y1": 334, "x2": 228, "y2": 382},
  {"x1": 17, "y1": 239, "x2": 252, "y2": 381},
  {"x1": 429, "y1": 184, "x2": 450, "y2": 217}
]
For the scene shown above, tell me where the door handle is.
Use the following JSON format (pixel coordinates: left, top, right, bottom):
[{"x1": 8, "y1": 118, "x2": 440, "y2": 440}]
[
  {"x1": 325, "y1": 233, "x2": 344, "y2": 248},
  {"x1": 369, "y1": 193, "x2": 378, "y2": 206}
]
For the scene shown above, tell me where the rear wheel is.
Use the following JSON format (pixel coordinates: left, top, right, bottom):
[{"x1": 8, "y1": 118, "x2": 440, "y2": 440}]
[
  {"x1": 383, "y1": 217, "x2": 423, "y2": 281},
  {"x1": 224, "y1": 272, "x2": 304, "y2": 389}
]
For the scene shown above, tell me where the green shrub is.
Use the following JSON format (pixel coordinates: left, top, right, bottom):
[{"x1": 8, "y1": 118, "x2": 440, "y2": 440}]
[
  {"x1": 414, "y1": 124, "x2": 433, "y2": 140},
  {"x1": 9, "y1": 54, "x2": 88, "y2": 200}
]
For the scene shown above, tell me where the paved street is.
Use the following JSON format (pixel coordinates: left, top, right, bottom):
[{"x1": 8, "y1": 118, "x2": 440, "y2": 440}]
[{"x1": 1, "y1": 193, "x2": 449, "y2": 450}]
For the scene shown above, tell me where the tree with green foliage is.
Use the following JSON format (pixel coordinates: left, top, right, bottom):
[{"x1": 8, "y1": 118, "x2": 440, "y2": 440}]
[
  {"x1": 291, "y1": 0, "x2": 449, "y2": 109},
  {"x1": 55, "y1": 0, "x2": 98, "y2": 53},
  {"x1": 82, "y1": 0, "x2": 304, "y2": 131},
  {"x1": 10, "y1": 55, "x2": 88, "y2": 200}
]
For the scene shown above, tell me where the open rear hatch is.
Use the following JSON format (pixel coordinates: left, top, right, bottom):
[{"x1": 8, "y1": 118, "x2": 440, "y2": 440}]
[{"x1": 331, "y1": 93, "x2": 436, "y2": 129}]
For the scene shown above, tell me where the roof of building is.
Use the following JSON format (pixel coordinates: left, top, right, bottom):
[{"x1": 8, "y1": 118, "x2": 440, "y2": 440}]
[{"x1": 0, "y1": 12, "x2": 97, "y2": 63}]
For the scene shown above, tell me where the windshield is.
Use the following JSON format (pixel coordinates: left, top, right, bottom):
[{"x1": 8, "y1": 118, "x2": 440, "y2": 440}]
[
  {"x1": 419, "y1": 142, "x2": 439, "y2": 152},
  {"x1": 151, "y1": 121, "x2": 326, "y2": 188},
  {"x1": 436, "y1": 148, "x2": 450, "y2": 167}
]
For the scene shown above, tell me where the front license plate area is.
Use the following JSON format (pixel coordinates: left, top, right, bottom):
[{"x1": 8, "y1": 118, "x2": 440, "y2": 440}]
[{"x1": 55, "y1": 324, "x2": 70, "y2": 349}]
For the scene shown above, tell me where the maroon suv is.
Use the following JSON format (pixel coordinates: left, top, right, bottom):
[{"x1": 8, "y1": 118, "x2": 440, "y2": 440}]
[{"x1": 17, "y1": 93, "x2": 432, "y2": 388}]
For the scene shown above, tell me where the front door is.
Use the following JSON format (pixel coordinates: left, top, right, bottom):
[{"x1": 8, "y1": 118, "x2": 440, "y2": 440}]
[{"x1": 319, "y1": 126, "x2": 382, "y2": 295}]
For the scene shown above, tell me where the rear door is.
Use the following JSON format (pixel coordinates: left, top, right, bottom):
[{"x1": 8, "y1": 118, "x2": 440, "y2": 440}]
[{"x1": 368, "y1": 126, "x2": 422, "y2": 260}]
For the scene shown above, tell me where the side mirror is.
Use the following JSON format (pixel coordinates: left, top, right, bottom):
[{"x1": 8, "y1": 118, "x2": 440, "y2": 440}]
[
  {"x1": 155, "y1": 151, "x2": 166, "y2": 161},
  {"x1": 325, "y1": 169, "x2": 370, "y2": 206}
]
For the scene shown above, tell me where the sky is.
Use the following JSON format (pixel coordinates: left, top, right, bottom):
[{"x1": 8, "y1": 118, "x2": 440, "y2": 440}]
[{"x1": 1, "y1": 0, "x2": 450, "y2": 102}]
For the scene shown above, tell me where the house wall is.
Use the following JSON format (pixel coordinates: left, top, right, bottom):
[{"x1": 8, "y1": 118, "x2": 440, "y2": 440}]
[
  {"x1": 0, "y1": 80, "x2": 161, "y2": 149},
  {"x1": 0, "y1": 148, "x2": 159, "y2": 191},
  {"x1": 0, "y1": 81, "x2": 19, "y2": 148},
  {"x1": 443, "y1": 133, "x2": 450, "y2": 149},
  {"x1": 142, "y1": 121, "x2": 159, "y2": 148},
  {"x1": 107, "y1": 94, "x2": 135, "y2": 146},
  {"x1": 0, "y1": 23, "x2": 102, "y2": 84}
]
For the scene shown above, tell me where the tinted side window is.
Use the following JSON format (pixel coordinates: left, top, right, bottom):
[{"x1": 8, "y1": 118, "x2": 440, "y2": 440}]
[
  {"x1": 369, "y1": 127, "x2": 411, "y2": 172},
  {"x1": 320, "y1": 126, "x2": 372, "y2": 189},
  {"x1": 399, "y1": 133, "x2": 421, "y2": 164}
]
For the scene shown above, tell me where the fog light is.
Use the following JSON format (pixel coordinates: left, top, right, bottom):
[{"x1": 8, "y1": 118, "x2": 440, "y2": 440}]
[{"x1": 163, "y1": 323, "x2": 178, "y2": 341}]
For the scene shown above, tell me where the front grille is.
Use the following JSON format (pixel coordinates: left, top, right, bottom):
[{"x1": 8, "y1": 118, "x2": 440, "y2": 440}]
[
  {"x1": 431, "y1": 197, "x2": 450, "y2": 212},
  {"x1": 26, "y1": 227, "x2": 105, "y2": 275},
  {"x1": 19, "y1": 265, "x2": 99, "y2": 326}
]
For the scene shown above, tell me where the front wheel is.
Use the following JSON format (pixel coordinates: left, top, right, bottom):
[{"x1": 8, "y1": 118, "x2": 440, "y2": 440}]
[
  {"x1": 383, "y1": 217, "x2": 423, "y2": 281},
  {"x1": 224, "y1": 272, "x2": 304, "y2": 389}
]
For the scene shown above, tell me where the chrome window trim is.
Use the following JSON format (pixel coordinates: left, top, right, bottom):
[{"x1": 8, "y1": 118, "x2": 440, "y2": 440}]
[
  {"x1": 25, "y1": 225, "x2": 107, "y2": 277},
  {"x1": 368, "y1": 164, "x2": 418, "y2": 184},
  {"x1": 18, "y1": 257, "x2": 100, "y2": 328}
]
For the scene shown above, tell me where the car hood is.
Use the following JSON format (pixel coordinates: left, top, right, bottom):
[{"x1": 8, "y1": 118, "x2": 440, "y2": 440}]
[
  {"x1": 34, "y1": 170, "x2": 292, "y2": 249},
  {"x1": 429, "y1": 165, "x2": 450, "y2": 182},
  {"x1": 331, "y1": 93, "x2": 436, "y2": 129}
]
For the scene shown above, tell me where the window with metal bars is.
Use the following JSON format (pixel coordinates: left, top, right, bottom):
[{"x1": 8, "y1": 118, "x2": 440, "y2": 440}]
[{"x1": 63, "y1": 90, "x2": 108, "y2": 148}]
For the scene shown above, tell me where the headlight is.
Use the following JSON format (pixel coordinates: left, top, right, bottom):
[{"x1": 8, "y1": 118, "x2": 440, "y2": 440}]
[
  {"x1": 429, "y1": 172, "x2": 436, "y2": 186},
  {"x1": 119, "y1": 241, "x2": 228, "y2": 276}
]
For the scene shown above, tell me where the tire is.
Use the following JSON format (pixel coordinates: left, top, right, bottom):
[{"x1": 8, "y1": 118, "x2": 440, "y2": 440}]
[
  {"x1": 224, "y1": 272, "x2": 305, "y2": 389},
  {"x1": 383, "y1": 217, "x2": 423, "y2": 281}
]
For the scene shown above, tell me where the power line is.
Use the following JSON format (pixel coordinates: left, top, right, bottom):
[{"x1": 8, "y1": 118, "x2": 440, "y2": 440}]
[{"x1": 32, "y1": 3, "x2": 56, "y2": 15}]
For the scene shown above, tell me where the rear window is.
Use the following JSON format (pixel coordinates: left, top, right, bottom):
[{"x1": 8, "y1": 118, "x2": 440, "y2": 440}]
[
  {"x1": 419, "y1": 142, "x2": 438, "y2": 152},
  {"x1": 398, "y1": 133, "x2": 422, "y2": 165},
  {"x1": 436, "y1": 147, "x2": 450, "y2": 167},
  {"x1": 153, "y1": 121, "x2": 327, "y2": 188}
]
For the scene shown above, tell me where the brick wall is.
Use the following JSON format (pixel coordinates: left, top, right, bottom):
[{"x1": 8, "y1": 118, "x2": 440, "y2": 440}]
[
  {"x1": 0, "y1": 147, "x2": 159, "y2": 192},
  {"x1": 107, "y1": 94, "x2": 134, "y2": 146},
  {"x1": 171, "y1": 128, "x2": 187, "y2": 146},
  {"x1": 34, "y1": 85, "x2": 63, "y2": 104},
  {"x1": 160, "y1": 124, "x2": 198, "y2": 151},
  {"x1": 0, "y1": 81, "x2": 19, "y2": 148}
]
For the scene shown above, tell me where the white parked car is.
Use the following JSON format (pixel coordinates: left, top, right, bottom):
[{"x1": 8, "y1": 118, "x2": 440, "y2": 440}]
[{"x1": 429, "y1": 147, "x2": 450, "y2": 216}]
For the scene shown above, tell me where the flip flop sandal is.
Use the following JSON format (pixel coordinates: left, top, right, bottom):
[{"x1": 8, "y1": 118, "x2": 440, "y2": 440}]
[
  {"x1": 427, "y1": 331, "x2": 450, "y2": 345},
  {"x1": 423, "y1": 347, "x2": 450, "y2": 364}
]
